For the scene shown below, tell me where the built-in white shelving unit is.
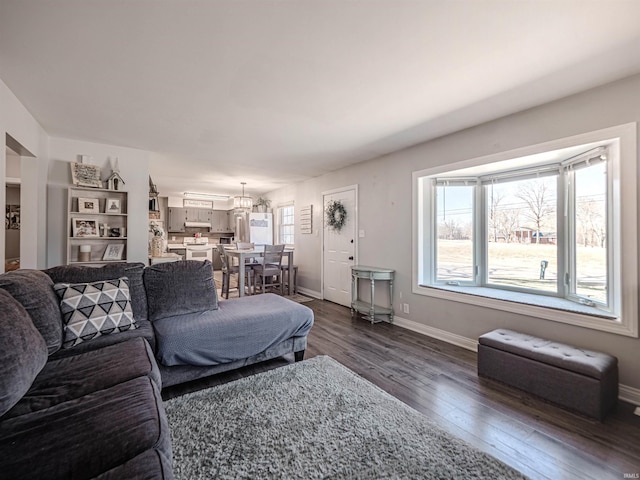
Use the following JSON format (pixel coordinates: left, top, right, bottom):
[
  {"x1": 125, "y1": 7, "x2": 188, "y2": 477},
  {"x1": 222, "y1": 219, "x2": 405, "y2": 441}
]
[{"x1": 67, "y1": 186, "x2": 128, "y2": 265}]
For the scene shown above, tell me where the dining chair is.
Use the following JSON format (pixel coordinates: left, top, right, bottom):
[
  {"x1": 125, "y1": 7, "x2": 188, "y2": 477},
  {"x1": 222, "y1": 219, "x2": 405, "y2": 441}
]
[
  {"x1": 216, "y1": 244, "x2": 254, "y2": 298},
  {"x1": 253, "y1": 244, "x2": 285, "y2": 295}
]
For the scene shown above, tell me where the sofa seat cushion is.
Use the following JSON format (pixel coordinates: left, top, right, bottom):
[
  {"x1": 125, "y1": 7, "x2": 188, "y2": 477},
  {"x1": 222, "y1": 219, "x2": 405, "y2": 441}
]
[
  {"x1": 0, "y1": 269, "x2": 63, "y2": 354},
  {"x1": 478, "y1": 329, "x2": 617, "y2": 380},
  {"x1": 0, "y1": 376, "x2": 172, "y2": 480},
  {"x1": 144, "y1": 260, "x2": 218, "y2": 321},
  {"x1": 45, "y1": 262, "x2": 148, "y2": 322},
  {"x1": 153, "y1": 293, "x2": 314, "y2": 366},
  {"x1": 5, "y1": 337, "x2": 160, "y2": 419},
  {"x1": 0, "y1": 290, "x2": 48, "y2": 417},
  {"x1": 153, "y1": 293, "x2": 313, "y2": 366}
]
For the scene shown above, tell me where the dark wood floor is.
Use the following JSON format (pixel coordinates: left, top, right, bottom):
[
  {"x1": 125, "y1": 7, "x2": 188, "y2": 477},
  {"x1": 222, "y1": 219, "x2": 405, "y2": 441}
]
[{"x1": 163, "y1": 298, "x2": 640, "y2": 480}]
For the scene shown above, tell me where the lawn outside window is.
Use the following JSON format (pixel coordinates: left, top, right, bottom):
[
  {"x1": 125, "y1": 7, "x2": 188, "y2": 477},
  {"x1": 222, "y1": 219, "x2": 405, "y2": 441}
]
[{"x1": 413, "y1": 123, "x2": 638, "y2": 337}]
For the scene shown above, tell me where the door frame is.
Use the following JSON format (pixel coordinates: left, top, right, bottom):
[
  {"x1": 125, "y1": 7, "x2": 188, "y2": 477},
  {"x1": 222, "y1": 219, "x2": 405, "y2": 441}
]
[{"x1": 321, "y1": 184, "x2": 359, "y2": 301}]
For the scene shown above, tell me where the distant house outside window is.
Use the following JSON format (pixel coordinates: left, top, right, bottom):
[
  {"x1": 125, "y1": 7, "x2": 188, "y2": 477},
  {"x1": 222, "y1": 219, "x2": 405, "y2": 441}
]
[{"x1": 278, "y1": 204, "x2": 295, "y2": 245}]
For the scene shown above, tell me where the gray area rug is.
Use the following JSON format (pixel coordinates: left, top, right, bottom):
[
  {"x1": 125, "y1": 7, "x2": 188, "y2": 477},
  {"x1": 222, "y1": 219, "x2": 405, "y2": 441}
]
[{"x1": 164, "y1": 356, "x2": 527, "y2": 479}]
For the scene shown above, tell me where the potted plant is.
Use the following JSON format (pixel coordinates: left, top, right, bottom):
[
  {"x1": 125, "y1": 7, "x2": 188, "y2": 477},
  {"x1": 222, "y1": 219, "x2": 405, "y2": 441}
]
[{"x1": 255, "y1": 197, "x2": 271, "y2": 213}]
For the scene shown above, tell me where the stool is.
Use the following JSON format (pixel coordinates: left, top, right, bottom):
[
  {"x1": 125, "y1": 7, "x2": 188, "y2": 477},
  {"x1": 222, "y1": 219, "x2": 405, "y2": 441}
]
[
  {"x1": 478, "y1": 329, "x2": 618, "y2": 420},
  {"x1": 280, "y1": 264, "x2": 298, "y2": 295}
]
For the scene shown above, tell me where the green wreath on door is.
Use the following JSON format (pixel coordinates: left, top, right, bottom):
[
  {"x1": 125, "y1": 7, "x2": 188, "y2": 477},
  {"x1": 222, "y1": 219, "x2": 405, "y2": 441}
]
[{"x1": 325, "y1": 200, "x2": 347, "y2": 232}]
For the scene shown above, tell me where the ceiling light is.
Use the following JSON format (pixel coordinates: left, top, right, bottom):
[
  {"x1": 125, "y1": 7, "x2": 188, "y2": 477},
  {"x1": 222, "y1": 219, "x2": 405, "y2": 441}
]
[
  {"x1": 184, "y1": 192, "x2": 230, "y2": 201},
  {"x1": 233, "y1": 182, "x2": 253, "y2": 210}
]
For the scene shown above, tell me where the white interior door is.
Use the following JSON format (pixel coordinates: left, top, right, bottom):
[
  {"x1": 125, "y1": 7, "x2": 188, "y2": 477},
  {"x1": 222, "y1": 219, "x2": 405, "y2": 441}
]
[{"x1": 323, "y1": 187, "x2": 357, "y2": 307}]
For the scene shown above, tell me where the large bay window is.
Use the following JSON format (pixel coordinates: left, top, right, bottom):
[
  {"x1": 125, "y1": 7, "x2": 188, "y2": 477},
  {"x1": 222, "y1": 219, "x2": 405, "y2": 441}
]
[{"x1": 414, "y1": 124, "x2": 637, "y2": 336}]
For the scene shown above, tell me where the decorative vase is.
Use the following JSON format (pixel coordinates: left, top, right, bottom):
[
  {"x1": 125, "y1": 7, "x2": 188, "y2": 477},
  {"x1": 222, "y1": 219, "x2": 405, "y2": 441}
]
[{"x1": 151, "y1": 236, "x2": 164, "y2": 257}]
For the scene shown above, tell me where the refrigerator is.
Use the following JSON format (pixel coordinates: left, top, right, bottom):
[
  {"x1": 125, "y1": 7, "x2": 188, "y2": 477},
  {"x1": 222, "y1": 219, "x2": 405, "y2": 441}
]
[{"x1": 234, "y1": 211, "x2": 273, "y2": 245}]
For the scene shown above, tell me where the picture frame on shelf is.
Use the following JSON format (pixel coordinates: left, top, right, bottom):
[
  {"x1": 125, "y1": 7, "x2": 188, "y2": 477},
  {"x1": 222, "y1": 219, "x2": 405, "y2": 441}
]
[
  {"x1": 106, "y1": 198, "x2": 121, "y2": 214},
  {"x1": 70, "y1": 162, "x2": 102, "y2": 188},
  {"x1": 102, "y1": 244, "x2": 124, "y2": 261},
  {"x1": 72, "y1": 218, "x2": 99, "y2": 237},
  {"x1": 78, "y1": 197, "x2": 100, "y2": 214}
]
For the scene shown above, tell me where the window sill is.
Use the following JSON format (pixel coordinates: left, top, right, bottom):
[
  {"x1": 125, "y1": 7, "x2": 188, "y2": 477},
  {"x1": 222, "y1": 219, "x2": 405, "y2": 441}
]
[{"x1": 414, "y1": 284, "x2": 636, "y2": 337}]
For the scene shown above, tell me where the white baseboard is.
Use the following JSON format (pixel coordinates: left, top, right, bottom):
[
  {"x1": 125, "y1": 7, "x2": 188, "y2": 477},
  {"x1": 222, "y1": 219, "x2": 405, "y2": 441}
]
[
  {"x1": 297, "y1": 286, "x2": 322, "y2": 299},
  {"x1": 619, "y1": 384, "x2": 640, "y2": 407},
  {"x1": 391, "y1": 315, "x2": 640, "y2": 406},
  {"x1": 391, "y1": 315, "x2": 478, "y2": 352}
]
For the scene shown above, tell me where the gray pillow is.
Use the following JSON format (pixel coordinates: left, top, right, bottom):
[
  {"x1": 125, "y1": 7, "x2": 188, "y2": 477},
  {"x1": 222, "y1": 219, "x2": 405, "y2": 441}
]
[
  {"x1": 0, "y1": 289, "x2": 48, "y2": 417},
  {"x1": 143, "y1": 260, "x2": 218, "y2": 321},
  {"x1": 0, "y1": 269, "x2": 63, "y2": 355},
  {"x1": 45, "y1": 262, "x2": 148, "y2": 322},
  {"x1": 53, "y1": 277, "x2": 137, "y2": 348}
]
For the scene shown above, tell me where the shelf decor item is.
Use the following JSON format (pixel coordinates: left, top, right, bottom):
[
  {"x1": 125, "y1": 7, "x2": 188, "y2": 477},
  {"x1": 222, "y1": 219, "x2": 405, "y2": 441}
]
[
  {"x1": 79, "y1": 245, "x2": 91, "y2": 262},
  {"x1": 106, "y1": 157, "x2": 125, "y2": 191},
  {"x1": 325, "y1": 200, "x2": 347, "y2": 232},
  {"x1": 78, "y1": 197, "x2": 100, "y2": 214},
  {"x1": 102, "y1": 244, "x2": 125, "y2": 261},
  {"x1": 72, "y1": 218, "x2": 99, "y2": 237},
  {"x1": 106, "y1": 198, "x2": 121, "y2": 214},
  {"x1": 70, "y1": 162, "x2": 102, "y2": 188}
]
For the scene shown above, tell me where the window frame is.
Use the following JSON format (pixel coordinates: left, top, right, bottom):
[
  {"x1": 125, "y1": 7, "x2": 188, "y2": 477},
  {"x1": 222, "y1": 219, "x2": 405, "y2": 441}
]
[
  {"x1": 277, "y1": 202, "x2": 295, "y2": 246},
  {"x1": 412, "y1": 123, "x2": 638, "y2": 337}
]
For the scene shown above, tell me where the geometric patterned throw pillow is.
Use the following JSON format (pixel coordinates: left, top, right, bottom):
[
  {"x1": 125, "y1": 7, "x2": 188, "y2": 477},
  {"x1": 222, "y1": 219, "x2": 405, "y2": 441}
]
[{"x1": 53, "y1": 277, "x2": 137, "y2": 348}]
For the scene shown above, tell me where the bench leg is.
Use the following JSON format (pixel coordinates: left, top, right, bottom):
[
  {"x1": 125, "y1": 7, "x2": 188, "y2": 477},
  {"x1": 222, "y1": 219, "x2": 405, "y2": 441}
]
[{"x1": 294, "y1": 350, "x2": 305, "y2": 362}]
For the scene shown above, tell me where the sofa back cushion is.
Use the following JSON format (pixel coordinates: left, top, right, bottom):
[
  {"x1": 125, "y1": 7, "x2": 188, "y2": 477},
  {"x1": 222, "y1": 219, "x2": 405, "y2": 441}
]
[
  {"x1": 45, "y1": 263, "x2": 148, "y2": 322},
  {"x1": 144, "y1": 260, "x2": 218, "y2": 321},
  {"x1": 0, "y1": 269, "x2": 63, "y2": 354},
  {"x1": 0, "y1": 289, "x2": 48, "y2": 417}
]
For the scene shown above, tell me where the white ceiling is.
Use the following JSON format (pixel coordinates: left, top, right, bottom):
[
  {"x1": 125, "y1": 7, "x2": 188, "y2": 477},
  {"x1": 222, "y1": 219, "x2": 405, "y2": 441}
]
[{"x1": 2, "y1": 0, "x2": 640, "y2": 199}]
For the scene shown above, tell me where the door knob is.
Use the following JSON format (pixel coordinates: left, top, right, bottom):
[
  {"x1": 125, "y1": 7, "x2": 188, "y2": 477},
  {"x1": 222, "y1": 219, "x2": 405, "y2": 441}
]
[{"x1": 348, "y1": 256, "x2": 354, "y2": 260}]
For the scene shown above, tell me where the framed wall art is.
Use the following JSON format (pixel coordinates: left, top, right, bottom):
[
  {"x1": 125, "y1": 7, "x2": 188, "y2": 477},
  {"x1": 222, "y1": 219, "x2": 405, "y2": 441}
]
[
  {"x1": 78, "y1": 197, "x2": 100, "y2": 214},
  {"x1": 72, "y1": 218, "x2": 99, "y2": 237},
  {"x1": 106, "y1": 198, "x2": 121, "y2": 214},
  {"x1": 102, "y1": 244, "x2": 125, "y2": 261},
  {"x1": 70, "y1": 162, "x2": 102, "y2": 188}
]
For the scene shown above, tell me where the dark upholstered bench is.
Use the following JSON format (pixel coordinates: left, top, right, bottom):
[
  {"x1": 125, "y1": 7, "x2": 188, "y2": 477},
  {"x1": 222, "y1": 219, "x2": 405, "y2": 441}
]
[{"x1": 478, "y1": 329, "x2": 618, "y2": 420}]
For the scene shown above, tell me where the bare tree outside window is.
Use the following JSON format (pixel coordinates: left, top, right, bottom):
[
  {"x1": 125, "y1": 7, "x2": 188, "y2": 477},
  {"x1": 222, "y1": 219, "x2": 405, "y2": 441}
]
[{"x1": 516, "y1": 179, "x2": 556, "y2": 244}]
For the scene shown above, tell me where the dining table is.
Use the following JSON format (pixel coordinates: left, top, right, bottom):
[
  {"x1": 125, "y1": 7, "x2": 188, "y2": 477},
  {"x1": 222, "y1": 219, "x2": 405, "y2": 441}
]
[{"x1": 224, "y1": 246, "x2": 294, "y2": 297}]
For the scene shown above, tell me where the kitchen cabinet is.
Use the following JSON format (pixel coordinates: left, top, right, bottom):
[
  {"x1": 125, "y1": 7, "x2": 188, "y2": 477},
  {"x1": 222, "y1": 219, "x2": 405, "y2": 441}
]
[
  {"x1": 169, "y1": 207, "x2": 232, "y2": 232},
  {"x1": 211, "y1": 210, "x2": 231, "y2": 232},
  {"x1": 168, "y1": 207, "x2": 186, "y2": 232},
  {"x1": 184, "y1": 208, "x2": 213, "y2": 224},
  {"x1": 227, "y1": 210, "x2": 235, "y2": 233},
  {"x1": 67, "y1": 187, "x2": 128, "y2": 265}
]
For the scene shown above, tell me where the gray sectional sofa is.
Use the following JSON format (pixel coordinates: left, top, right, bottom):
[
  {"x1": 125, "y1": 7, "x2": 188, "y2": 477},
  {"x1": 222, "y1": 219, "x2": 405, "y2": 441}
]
[{"x1": 0, "y1": 260, "x2": 314, "y2": 479}]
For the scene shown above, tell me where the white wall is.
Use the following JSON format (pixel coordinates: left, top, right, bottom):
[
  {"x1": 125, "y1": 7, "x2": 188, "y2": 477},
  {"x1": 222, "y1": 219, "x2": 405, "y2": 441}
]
[
  {"x1": 0, "y1": 78, "x2": 49, "y2": 271},
  {"x1": 47, "y1": 137, "x2": 150, "y2": 266},
  {"x1": 267, "y1": 73, "x2": 640, "y2": 392}
]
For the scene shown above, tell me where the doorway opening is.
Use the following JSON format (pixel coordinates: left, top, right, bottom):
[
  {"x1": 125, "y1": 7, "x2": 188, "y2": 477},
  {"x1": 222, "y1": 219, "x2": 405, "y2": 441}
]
[{"x1": 5, "y1": 146, "x2": 21, "y2": 271}]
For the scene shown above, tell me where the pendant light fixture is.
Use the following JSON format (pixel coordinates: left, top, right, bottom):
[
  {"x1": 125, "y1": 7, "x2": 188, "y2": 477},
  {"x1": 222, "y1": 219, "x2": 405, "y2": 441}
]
[{"x1": 233, "y1": 182, "x2": 253, "y2": 210}]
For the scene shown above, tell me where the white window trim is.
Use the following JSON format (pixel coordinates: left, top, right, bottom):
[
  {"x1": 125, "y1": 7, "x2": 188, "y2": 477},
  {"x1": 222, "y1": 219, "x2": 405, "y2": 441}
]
[
  {"x1": 276, "y1": 201, "x2": 295, "y2": 245},
  {"x1": 412, "y1": 123, "x2": 638, "y2": 337}
]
